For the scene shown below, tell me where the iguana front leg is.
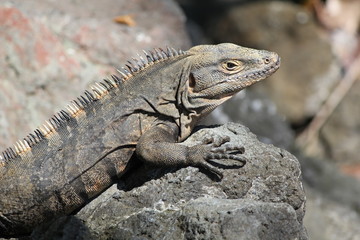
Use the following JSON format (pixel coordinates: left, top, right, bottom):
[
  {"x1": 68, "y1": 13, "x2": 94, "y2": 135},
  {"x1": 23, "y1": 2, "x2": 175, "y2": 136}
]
[{"x1": 136, "y1": 123, "x2": 246, "y2": 178}]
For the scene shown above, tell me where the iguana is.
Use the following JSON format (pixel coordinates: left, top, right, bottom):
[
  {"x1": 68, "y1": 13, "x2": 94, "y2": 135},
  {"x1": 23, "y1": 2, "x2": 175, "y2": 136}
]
[{"x1": 0, "y1": 43, "x2": 280, "y2": 237}]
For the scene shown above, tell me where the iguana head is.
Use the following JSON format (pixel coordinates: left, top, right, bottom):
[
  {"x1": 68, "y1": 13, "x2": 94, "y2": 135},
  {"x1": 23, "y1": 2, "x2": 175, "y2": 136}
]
[
  {"x1": 178, "y1": 43, "x2": 280, "y2": 137},
  {"x1": 186, "y1": 43, "x2": 280, "y2": 99}
]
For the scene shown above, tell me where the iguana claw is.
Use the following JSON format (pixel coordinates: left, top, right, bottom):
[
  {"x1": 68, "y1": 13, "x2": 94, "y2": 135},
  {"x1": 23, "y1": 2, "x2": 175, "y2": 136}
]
[{"x1": 188, "y1": 135, "x2": 246, "y2": 179}]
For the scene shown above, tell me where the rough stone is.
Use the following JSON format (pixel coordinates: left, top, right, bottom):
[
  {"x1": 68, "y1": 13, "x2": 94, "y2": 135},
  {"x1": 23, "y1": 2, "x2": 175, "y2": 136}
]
[{"x1": 27, "y1": 123, "x2": 307, "y2": 240}]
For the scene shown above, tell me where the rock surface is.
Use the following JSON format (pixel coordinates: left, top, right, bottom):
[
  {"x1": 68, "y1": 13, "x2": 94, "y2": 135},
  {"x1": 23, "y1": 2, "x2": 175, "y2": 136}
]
[
  {"x1": 27, "y1": 123, "x2": 307, "y2": 240},
  {"x1": 304, "y1": 187, "x2": 360, "y2": 240}
]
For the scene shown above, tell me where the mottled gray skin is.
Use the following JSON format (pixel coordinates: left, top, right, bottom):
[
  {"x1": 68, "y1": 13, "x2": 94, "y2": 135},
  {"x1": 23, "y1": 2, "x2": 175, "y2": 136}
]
[{"x1": 0, "y1": 43, "x2": 280, "y2": 237}]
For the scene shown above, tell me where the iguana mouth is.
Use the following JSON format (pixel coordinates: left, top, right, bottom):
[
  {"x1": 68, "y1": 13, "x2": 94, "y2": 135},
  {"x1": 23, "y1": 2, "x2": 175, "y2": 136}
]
[{"x1": 247, "y1": 56, "x2": 280, "y2": 79}]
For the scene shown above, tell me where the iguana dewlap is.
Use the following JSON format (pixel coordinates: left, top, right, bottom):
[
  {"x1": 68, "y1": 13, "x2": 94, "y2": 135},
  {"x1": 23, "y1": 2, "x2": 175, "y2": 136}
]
[{"x1": 0, "y1": 43, "x2": 280, "y2": 237}]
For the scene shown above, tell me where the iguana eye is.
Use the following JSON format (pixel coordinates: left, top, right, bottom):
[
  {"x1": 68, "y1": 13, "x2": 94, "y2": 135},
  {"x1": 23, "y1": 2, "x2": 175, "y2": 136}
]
[
  {"x1": 222, "y1": 60, "x2": 243, "y2": 72},
  {"x1": 226, "y1": 62, "x2": 237, "y2": 69}
]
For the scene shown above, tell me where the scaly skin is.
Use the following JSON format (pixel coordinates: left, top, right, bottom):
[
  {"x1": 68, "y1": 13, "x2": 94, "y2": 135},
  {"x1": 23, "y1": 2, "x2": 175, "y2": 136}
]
[{"x1": 0, "y1": 43, "x2": 280, "y2": 237}]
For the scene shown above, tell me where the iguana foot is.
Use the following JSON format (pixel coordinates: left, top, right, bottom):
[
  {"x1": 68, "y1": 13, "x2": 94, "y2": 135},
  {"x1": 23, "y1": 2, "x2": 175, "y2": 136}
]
[{"x1": 188, "y1": 136, "x2": 246, "y2": 179}]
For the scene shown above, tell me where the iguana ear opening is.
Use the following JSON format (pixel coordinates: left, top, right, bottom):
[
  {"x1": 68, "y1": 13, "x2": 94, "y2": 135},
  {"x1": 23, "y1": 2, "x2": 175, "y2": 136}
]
[{"x1": 188, "y1": 73, "x2": 196, "y2": 92}]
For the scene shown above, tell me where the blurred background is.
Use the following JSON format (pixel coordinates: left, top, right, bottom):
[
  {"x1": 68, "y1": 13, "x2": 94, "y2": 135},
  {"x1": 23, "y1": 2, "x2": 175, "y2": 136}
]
[{"x1": 0, "y1": 0, "x2": 360, "y2": 239}]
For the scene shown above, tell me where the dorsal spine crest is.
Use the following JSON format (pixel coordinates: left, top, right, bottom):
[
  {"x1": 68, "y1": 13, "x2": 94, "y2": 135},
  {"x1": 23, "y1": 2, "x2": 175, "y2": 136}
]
[{"x1": 0, "y1": 46, "x2": 187, "y2": 163}]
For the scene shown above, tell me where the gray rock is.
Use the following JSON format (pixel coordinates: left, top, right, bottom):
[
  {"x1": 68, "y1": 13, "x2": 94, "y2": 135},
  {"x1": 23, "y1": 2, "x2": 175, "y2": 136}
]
[
  {"x1": 299, "y1": 153, "x2": 360, "y2": 210},
  {"x1": 29, "y1": 123, "x2": 307, "y2": 240},
  {"x1": 181, "y1": 198, "x2": 303, "y2": 240},
  {"x1": 298, "y1": 153, "x2": 360, "y2": 240},
  {"x1": 304, "y1": 187, "x2": 360, "y2": 240}
]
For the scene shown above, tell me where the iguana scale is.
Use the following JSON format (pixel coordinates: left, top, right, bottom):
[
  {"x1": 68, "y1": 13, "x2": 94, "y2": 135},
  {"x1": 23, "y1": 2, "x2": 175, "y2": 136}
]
[{"x1": 0, "y1": 43, "x2": 280, "y2": 237}]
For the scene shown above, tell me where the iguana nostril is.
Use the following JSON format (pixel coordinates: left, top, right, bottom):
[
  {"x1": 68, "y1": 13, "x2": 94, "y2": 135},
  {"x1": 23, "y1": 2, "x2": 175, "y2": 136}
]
[{"x1": 263, "y1": 53, "x2": 281, "y2": 66}]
